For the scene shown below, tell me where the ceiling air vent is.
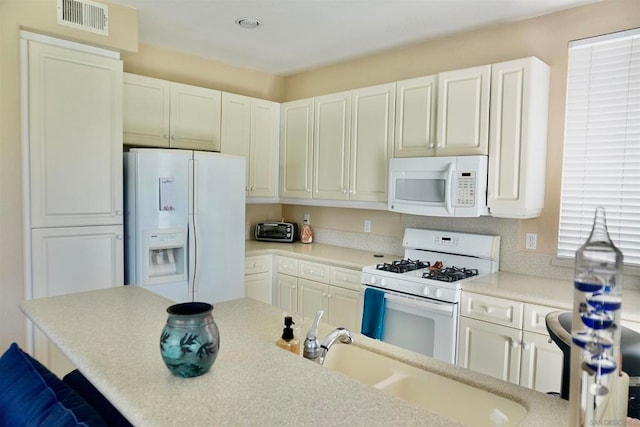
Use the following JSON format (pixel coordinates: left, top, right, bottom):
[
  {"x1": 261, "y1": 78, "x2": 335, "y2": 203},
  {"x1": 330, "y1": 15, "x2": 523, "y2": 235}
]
[{"x1": 57, "y1": 0, "x2": 109, "y2": 36}]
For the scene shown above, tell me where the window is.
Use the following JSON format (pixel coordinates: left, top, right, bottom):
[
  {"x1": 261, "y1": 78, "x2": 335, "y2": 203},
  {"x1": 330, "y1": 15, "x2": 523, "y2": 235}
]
[{"x1": 558, "y1": 28, "x2": 640, "y2": 266}]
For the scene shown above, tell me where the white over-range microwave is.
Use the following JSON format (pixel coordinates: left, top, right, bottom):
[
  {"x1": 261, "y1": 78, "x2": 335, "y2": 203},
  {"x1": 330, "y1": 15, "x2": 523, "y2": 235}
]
[{"x1": 388, "y1": 155, "x2": 488, "y2": 217}]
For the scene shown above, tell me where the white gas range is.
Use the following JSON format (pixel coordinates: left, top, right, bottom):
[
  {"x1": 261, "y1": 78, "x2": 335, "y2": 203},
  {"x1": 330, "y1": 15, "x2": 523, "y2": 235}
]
[{"x1": 360, "y1": 228, "x2": 501, "y2": 364}]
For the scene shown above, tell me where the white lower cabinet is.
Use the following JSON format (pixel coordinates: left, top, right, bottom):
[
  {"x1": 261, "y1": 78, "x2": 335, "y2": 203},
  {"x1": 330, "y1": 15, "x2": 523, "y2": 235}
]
[
  {"x1": 273, "y1": 256, "x2": 360, "y2": 332},
  {"x1": 458, "y1": 292, "x2": 563, "y2": 394},
  {"x1": 244, "y1": 255, "x2": 272, "y2": 304}
]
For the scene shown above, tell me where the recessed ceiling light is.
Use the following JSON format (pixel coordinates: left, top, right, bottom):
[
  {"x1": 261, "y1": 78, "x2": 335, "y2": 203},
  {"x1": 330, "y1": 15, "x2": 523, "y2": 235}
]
[{"x1": 235, "y1": 17, "x2": 262, "y2": 29}]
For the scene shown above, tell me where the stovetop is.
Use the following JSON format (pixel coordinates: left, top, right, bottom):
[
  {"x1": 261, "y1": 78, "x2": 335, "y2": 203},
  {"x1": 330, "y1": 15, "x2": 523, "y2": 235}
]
[
  {"x1": 361, "y1": 228, "x2": 501, "y2": 304},
  {"x1": 375, "y1": 259, "x2": 479, "y2": 283}
]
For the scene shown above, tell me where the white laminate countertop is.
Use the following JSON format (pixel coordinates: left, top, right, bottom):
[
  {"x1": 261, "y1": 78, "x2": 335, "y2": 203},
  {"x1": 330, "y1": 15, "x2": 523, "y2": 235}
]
[
  {"x1": 20, "y1": 286, "x2": 568, "y2": 426},
  {"x1": 246, "y1": 241, "x2": 640, "y2": 324}
]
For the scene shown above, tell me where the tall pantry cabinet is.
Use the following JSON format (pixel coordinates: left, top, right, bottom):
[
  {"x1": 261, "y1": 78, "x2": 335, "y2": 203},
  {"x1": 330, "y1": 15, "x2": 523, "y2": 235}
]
[{"x1": 22, "y1": 34, "x2": 124, "y2": 376}]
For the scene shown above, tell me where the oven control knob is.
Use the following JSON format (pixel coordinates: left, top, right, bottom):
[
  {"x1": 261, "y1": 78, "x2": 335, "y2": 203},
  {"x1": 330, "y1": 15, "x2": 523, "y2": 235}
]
[
  {"x1": 435, "y1": 289, "x2": 443, "y2": 298},
  {"x1": 423, "y1": 287, "x2": 431, "y2": 297},
  {"x1": 369, "y1": 275, "x2": 377, "y2": 284},
  {"x1": 380, "y1": 278, "x2": 388, "y2": 287}
]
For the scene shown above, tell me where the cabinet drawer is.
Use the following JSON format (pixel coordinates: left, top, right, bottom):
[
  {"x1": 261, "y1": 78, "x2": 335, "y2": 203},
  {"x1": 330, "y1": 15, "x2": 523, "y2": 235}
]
[
  {"x1": 298, "y1": 260, "x2": 329, "y2": 283},
  {"x1": 523, "y1": 303, "x2": 561, "y2": 334},
  {"x1": 276, "y1": 256, "x2": 298, "y2": 276},
  {"x1": 245, "y1": 256, "x2": 270, "y2": 275},
  {"x1": 330, "y1": 266, "x2": 362, "y2": 291},
  {"x1": 461, "y1": 292, "x2": 523, "y2": 329}
]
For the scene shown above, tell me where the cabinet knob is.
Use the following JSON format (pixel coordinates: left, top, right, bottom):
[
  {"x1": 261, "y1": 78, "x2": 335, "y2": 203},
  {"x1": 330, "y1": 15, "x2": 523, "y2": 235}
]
[
  {"x1": 171, "y1": 135, "x2": 175, "y2": 140},
  {"x1": 291, "y1": 285, "x2": 295, "y2": 289},
  {"x1": 342, "y1": 189, "x2": 347, "y2": 194},
  {"x1": 511, "y1": 341, "x2": 520, "y2": 349},
  {"x1": 115, "y1": 210, "x2": 122, "y2": 216},
  {"x1": 306, "y1": 188, "x2": 311, "y2": 193},
  {"x1": 523, "y1": 343, "x2": 531, "y2": 351},
  {"x1": 547, "y1": 338, "x2": 553, "y2": 344},
  {"x1": 250, "y1": 186, "x2": 255, "y2": 191},
  {"x1": 163, "y1": 134, "x2": 168, "y2": 139},
  {"x1": 116, "y1": 234, "x2": 123, "y2": 240},
  {"x1": 349, "y1": 189, "x2": 353, "y2": 194},
  {"x1": 482, "y1": 305, "x2": 493, "y2": 314}
]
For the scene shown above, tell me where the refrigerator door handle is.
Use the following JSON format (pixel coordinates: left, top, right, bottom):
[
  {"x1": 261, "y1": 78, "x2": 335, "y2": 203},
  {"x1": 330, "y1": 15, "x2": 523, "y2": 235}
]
[{"x1": 188, "y1": 159, "x2": 197, "y2": 301}]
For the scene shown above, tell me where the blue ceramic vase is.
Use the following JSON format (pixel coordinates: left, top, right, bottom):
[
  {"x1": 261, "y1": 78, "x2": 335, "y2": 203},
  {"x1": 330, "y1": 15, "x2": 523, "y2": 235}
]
[{"x1": 160, "y1": 302, "x2": 220, "y2": 378}]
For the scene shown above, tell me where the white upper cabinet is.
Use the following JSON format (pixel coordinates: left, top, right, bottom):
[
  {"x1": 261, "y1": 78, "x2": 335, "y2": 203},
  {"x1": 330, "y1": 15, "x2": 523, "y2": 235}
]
[
  {"x1": 349, "y1": 83, "x2": 395, "y2": 202},
  {"x1": 28, "y1": 41, "x2": 123, "y2": 228},
  {"x1": 394, "y1": 75, "x2": 438, "y2": 157},
  {"x1": 312, "y1": 83, "x2": 395, "y2": 202},
  {"x1": 123, "y1": 73, "x2": 221, "y2": 151},
  {"x1": 436, "y1": 65, "x2": 491, "y2": 156},
  {"x1": 487, "y1": 57, "x2": 550, "y2": 218},
  {"x1": 280, "y1": 99, "x2": 314, "y2": 199},
  {"x1": 313, "y1": 91, "x2": 352, "y2": 200},
  {"x1": 221, "y1": 92, "x2": 279, "y2": 197}
]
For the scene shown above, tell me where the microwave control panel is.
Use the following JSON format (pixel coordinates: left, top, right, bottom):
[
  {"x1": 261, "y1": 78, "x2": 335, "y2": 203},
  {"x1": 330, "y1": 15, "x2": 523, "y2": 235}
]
[{"x1": 455, "y1": 171, "x2": 476, "y2": 206}]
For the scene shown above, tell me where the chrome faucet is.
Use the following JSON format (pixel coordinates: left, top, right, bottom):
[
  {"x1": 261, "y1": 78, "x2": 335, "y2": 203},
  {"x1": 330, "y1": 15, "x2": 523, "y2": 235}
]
[{"x1": 303, "y1": 310, "x2": 353, "y2": 365}]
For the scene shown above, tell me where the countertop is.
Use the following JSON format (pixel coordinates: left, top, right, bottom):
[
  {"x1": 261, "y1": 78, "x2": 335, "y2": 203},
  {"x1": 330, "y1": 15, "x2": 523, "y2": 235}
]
[
  {"x1": 246, "y1": 241, "x2": 640, "y2": 324},
  {"x1": 20, "y1": 286, "x2": 568, "y2": 426}
]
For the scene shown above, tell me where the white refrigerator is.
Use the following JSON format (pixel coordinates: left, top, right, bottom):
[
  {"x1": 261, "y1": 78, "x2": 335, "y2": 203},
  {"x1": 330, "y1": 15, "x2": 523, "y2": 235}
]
[{"x1": 124, "y1": 148, "x2": 246, "y2": 303}]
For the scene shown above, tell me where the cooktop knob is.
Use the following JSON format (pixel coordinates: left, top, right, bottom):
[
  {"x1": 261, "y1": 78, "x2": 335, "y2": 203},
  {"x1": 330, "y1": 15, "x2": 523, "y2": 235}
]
[
  {"x1": 380, "y1": 278, "x2": 388, "y2": 287},
  {"x1": 370, "y1": 275, "x2": 377, "y2": 284},
  {"x1": 423, "y1": 287, "x2": 431, "y2": 296},
  {"x1": 435, "y1": 288, "x2": 443, "y2": 298}
]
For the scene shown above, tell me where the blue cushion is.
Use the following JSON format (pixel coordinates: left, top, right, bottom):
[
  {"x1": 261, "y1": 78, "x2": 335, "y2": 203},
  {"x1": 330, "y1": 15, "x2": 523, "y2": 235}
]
[{"x1": 0, "y1": 343, "x2": 106, "y2": 426}]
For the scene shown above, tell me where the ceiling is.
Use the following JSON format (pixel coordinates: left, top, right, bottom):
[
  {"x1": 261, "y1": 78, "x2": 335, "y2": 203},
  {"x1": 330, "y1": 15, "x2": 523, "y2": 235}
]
[{"x1": 108, "y1": 0, "x2": 600, "y2": 76}]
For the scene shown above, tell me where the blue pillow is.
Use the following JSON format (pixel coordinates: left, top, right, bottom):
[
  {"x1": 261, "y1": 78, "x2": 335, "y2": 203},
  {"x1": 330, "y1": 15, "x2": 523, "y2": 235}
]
[{"x1": 0, "y1": 343, "x2": 106, "y2": 426}]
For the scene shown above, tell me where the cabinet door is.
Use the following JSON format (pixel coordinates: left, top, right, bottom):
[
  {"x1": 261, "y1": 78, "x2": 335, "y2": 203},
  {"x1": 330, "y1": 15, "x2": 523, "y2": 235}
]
[
  {"x1": 488, "y1": 57, "x2": 550, "y2": 219},
  {"x1": 520, "y1": 331, "x2": 563, "y2": 394},
  {"x1": 245, "y1": 272, "x2": 271, "y2": 304},
  {"x1": 436, "y1": 65, "x2": 490, "y2": 156},
  {"x1": 169, "y1": 82, "x2": 221, "y2": 151},
  {"x1": 313, "y1": 91, "x2": 351, "y2": 200},
  {"x1": 248, "y1": 99, "x2": 279, "y2": 197},
  {"x1": 458, "y1": 316, "x2": 522, "y2": 384},
  {"x1": 275, "y1": 273, "x2": 298, "y2": 313},
  {"x1": 327, "y1": 286, "x2": 360, "y2": 331},
  {"x1": 297, "y1": 278, "x2": 328, "y2": 320},
  {"x1": 221, "y1": 92, "x2": 251, "y2": 193},
  {"x1": 30, "y1": 224, "x2": 124, "y2": 376},
  {"x1": 394, "y1": 75, "x2": 437, "y2": 157},
  {"x1": 280, "y1": 99, "x2": 314, "y2": 199},
  {"x1": 123, "y1": 73, "x2": 171, "y2": 147},
  {"x1": 350, "y1": 83, "x2": 395, "y2": 202},
  {"x1": 28, "y1": 41, "x2": 123, "y2": 228}
]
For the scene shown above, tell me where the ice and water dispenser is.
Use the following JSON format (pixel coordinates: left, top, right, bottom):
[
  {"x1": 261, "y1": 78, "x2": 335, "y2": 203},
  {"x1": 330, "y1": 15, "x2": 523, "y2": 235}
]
[{"x1": 143, "y1": 229, "x2": 187, "y2": 285}]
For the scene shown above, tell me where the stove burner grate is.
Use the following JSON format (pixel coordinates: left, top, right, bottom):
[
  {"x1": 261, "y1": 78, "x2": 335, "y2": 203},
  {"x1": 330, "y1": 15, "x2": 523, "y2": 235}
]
[
  {"x1": 422, "y1": 266, "x2": 479, "y2": 282},
  {"x1": 376, "y1": 259, "x2": 429, "y2": 273}
]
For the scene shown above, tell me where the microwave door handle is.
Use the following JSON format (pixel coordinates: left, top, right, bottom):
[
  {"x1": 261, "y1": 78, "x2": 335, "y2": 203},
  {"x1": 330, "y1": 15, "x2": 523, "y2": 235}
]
[{"x1": 445, "y1": 162, "x2": 455, "y2": 214}]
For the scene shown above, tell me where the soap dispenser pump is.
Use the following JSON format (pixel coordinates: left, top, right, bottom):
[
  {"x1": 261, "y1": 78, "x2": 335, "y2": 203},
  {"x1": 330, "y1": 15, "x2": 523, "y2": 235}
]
[{"x1": 276, "y1": 316, "x2": 300, "y2": 355}]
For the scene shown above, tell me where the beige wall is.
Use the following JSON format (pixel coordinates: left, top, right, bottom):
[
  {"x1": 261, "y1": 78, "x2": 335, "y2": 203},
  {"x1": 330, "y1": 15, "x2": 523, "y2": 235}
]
[
  {"x1": 0, "y1": 0, "x2": 138, "y2": 352},
  {"x1": 281, "y1": 0, "x2": 640, "y2": 255},
  {"x1": 122, "y1": 44, "x2": 285, "y2": 101}
]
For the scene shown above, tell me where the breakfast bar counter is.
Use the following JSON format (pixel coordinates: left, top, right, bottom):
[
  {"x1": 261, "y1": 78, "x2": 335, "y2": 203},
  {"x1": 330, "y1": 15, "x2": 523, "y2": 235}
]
[{"x1": 20, "y1": 286, "x2": 569, "y2": 426}]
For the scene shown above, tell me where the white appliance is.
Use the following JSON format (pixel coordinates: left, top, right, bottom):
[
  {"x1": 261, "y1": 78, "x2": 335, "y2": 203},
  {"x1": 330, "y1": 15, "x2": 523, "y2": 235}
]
[
  {"x1": 360, "y1": 228, "x2": 500, "y2": 364},
  {"x1": 388, "y1": 155, "x2": 488, "y2": 217},
  {"x1": 125, "y1": 148, "x2": 246, "y2": 303}
]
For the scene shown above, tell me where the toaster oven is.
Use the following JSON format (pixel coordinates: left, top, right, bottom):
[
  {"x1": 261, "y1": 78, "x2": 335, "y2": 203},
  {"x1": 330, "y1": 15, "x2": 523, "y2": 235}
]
[{"x1": 255, "y1": 222, "x2": 299, "y2": 243}]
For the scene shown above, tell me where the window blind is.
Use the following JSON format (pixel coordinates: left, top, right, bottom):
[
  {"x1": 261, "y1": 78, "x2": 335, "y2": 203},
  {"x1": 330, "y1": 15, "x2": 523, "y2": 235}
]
[{"x1": 558, "y1": 28, "x2": 640, "y2": 266}]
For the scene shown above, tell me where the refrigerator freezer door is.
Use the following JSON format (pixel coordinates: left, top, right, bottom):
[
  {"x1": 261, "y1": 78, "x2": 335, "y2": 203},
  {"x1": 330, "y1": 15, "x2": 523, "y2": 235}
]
[
  {"x1": 192, "y1": 151, "x2": 246, "y2": 303},
  {"x1": 125, "y1": 149, "x2": 192, "y2": 300}
]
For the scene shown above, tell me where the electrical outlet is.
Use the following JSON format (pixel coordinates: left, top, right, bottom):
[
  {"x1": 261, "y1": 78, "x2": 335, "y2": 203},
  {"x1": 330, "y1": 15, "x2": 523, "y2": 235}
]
[
  {"x1": 526, "y1": 233, "x2": 537, "y2": 250},
  {"x1": 364, "y1": 219, "x2": 371, "y2": 233},
  {"x1": 303, "y1": 213, "x2": 310, "y2": 224}
]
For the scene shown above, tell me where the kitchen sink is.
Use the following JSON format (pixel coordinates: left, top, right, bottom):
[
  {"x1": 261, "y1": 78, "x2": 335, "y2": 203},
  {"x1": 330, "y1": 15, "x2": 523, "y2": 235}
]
[{"x1": 323, "y1": 345, "x2": 527, "y2": 427}]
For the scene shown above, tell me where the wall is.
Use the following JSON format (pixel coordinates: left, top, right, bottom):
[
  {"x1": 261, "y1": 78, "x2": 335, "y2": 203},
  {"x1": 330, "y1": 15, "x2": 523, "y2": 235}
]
[
  {"x1": 122, "y1": 43, "x2": 285, "y2": 101},
  {"x1": 0, "y1": 0, "x2": 138, "y2": 353},
  {"x1": 0, "y1": 0, "x2": 287, "y2": 352},
  {"x1": 277, "y1": 0, "x2": 640, "y2": 266}
]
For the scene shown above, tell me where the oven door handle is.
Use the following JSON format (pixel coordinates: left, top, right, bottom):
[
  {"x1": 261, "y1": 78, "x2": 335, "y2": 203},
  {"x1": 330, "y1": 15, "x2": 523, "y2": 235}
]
[{"x1": 384, "y1": 292, "x2": 455, "y2": 316}]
